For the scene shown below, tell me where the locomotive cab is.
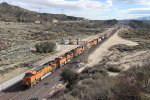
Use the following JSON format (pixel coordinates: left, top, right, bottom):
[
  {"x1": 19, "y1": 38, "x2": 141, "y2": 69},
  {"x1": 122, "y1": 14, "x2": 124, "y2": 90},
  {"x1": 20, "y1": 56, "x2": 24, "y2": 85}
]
[
  {"x1": 22, "y1": 71, "x2": 36, "y2": 87},
  {"x1": 55, "y1": 55, "x2": 67, "y2": 67}
]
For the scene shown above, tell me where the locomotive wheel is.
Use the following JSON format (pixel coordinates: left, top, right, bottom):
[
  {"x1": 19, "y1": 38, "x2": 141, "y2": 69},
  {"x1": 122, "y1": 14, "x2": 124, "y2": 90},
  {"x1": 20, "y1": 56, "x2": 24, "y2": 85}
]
[
  {"x1": 68, "y1": 59, "x2": 71, "y2": 62},
  {"x1": 30, "y1": 84, "x2": 33, "y2": 87},
  {"x1": 64, "y1": 61, "x2": 67, "y2": 64}
]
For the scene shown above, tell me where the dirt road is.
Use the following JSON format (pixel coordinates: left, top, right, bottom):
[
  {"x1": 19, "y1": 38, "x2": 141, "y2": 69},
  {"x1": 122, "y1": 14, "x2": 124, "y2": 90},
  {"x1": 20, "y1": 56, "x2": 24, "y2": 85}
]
[{"x1": 77, "y1": 29, "x2": 138, "y2": 73}]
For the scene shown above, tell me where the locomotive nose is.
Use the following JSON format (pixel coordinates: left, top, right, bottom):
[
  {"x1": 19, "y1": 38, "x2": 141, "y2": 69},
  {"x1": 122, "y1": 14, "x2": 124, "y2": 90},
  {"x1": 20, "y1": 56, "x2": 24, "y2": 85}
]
[{"x1": 22, "y1": 77, "x2": 30, "y2": 86}]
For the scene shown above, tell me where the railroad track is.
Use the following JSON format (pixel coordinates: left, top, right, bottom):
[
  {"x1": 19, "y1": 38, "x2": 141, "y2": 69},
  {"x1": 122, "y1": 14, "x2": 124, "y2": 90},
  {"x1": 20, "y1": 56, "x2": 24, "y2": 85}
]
[
  {"x1": 0, "y1": 28, "x2": 120, "y2": 100},
  {"x1": 0, "y1": 81, "x2": 23, "y2": 99},
  {"x1": 11, "y1": 69, "x2": 62, "y2": 100}
]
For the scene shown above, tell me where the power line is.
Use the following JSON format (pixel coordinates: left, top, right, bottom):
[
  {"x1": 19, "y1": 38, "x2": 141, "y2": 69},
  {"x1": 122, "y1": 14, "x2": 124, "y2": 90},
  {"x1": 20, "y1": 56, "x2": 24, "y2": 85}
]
[
  {"x1": 38, "y1": 7, "x2": 42, "y2": 13},
  {"x1": 8, "y1": 0, "x2": 11, "y2": 4},
  {"x1": 61, "y1": 9, "x2": 65, "y2": 14}
]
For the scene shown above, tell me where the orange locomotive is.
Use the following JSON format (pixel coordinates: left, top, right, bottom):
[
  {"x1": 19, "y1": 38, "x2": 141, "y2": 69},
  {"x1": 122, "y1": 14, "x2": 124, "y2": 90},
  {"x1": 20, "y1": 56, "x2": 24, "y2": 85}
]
[
  {"x1": 23, "y1": 61, "x2": 55, "y2": 87},
  {"x1": 22, "y1": 46, "x2": 85, "y2": 87},
  {"x1": 86, "y1": 38, "x2": 99, "y2": 48},
  {"x1": 22, "y1": 38, "x2": 101, "y2": 87}
]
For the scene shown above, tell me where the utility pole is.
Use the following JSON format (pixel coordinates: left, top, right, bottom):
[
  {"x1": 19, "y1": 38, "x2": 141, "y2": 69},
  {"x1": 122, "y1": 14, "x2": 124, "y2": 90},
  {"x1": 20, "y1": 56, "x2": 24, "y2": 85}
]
[
  {"x1": 1, "y1": 74, "x2": 4, "y2": 91},
  {"x1": 8, "y1": 0, "x2": 11, "y2": 4},
  {"x1": 84, "y1": 43, "x2": 89, "y2": 63},
  {"x1": 61, "y1": 9, "x2": 64, "y2": 14},
  {"x1": 38, "y1": 7, "x2": 42, "y2": 13}
]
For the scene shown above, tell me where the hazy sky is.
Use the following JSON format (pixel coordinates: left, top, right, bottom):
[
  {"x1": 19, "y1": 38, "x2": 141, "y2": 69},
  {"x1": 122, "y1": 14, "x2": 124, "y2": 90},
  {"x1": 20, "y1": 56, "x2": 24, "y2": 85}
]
[{"x1": 1, "y1": 0, "x2": 150, "y2": 20}]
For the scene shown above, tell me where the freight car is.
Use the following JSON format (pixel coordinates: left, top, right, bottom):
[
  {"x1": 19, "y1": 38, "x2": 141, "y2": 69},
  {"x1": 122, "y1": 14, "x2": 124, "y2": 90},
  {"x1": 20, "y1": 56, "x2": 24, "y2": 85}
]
[{"x1": 22, "y1": 29, "x2": 117, "y2": 87}]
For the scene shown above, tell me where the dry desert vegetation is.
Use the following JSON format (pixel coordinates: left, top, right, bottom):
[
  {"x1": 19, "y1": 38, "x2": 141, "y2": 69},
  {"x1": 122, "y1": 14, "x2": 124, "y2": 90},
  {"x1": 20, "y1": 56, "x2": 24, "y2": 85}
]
[{"x1": 49, "y1": 20, "x2": 150, "y2": 100}]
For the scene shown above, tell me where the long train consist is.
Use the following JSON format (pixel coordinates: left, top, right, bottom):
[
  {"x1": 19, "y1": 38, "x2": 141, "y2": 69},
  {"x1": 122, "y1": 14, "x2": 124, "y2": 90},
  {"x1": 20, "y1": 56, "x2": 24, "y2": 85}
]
[{"x1": 22, "y1": 27, "x2": 120, "y2": 87}]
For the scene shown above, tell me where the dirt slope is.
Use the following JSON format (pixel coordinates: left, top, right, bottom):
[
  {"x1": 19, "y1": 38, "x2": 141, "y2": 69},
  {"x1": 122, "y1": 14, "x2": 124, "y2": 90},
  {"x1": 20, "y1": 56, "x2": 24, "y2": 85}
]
[{"x1": 77, "y1": 28, "x2": 138, "y2": 73}]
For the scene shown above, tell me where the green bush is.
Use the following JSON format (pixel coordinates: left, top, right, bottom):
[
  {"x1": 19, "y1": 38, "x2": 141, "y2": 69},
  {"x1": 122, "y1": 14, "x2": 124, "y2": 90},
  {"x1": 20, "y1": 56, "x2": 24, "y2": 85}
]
[
  {"x1": 35, "y1": 42, "x2": 56, "y2": 53},
  {"x1": 107, "y1": 66, "x2": 121, "y2": 73},
  {"x1": 60, "y1": 68, "x2": 78, "y2": 89}
]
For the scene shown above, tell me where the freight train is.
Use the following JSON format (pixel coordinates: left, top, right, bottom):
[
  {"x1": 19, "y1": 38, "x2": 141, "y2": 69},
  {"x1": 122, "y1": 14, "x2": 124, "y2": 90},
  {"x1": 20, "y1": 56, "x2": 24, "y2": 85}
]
[{"x1": 22, "y1": 27, "x2": 120, "y2": 87}]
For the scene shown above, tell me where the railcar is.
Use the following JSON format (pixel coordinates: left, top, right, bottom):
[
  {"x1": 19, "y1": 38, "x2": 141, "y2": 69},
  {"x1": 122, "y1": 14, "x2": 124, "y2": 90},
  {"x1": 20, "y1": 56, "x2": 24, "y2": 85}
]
[{"x1": 86, "y1": 39, "x2": 99, "y2": 47}]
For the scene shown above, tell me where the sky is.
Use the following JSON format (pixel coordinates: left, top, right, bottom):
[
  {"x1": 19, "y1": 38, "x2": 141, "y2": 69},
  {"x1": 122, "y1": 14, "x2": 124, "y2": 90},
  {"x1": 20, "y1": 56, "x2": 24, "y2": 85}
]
[{"x1": 0, "y1": 0, "x2": 150, "y2": 20}]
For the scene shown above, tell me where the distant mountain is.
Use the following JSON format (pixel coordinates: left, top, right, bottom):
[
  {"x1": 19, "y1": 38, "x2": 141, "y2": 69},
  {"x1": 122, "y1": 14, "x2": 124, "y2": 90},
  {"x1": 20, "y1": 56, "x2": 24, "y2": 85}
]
[
  {"x1": 0, "y1": 2, "x2": 84, "y2": 22},
  {"x1": 119, "y1": 16, "x2": 150, "y2": 24},
  {"x1": 135, "y1": 16, "x2": 150, "y2": 21}
]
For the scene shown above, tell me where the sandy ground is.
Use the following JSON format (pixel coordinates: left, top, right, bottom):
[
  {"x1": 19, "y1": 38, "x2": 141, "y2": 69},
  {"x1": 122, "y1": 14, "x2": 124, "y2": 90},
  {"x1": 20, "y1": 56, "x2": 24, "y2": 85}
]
[
  {"x1": 0, "y1": 67, "x2": 28, "y2": 83},
  {"x1": 107, "y1": 50, "x2": 150, "y2": 76},
  {"x1": 77, "y1": 29, "x2": 138, "y2": 73}
]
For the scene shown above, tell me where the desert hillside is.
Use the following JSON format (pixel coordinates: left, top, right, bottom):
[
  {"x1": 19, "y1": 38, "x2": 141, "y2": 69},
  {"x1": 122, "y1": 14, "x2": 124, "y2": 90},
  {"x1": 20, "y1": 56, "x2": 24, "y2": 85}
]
[{"x1": 0, "y1": 2, "x2": 84, "y2": 22}]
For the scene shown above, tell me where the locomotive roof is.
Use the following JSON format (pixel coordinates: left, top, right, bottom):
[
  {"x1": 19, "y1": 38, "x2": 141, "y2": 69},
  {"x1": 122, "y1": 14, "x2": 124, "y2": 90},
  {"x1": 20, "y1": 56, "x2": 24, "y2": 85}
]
[
  {"x1": 43, "y1": 60, "x2": 56, "y2": 66},
  {"x1": 35, "y1": 66, "x2": 43, "y2": 72},
  {"x1": 65, "y1": 51, "x2": 74, "y2": 55}
]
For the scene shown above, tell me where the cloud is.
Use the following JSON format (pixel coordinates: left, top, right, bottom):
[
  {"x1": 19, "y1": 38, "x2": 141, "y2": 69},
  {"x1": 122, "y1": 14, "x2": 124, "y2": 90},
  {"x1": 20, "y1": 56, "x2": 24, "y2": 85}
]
[
  {"x1": 128, "y1": 8, "x2": 150, "y2": 14},
  {"x1": 113, "y1": 0, "x2": 137, "y2": 3},
  {"x1": 113, "y1": 0, "x2": 150, "y2": 5},
  {"x1": 139, "y1": 0, "x2": 150, "y2": 5},
  {"x1": 2, "y1": 0, "x2": 149, "y2": 20},
  {"x1": 5, "y1": 0, "x2": 113, "y2": 19},
  {"x1": 113, "y1": 7, "x2": 150, "y2": 20},
  {"x1": 11, "y1": 0, "x2": 112, "y2": 10}
]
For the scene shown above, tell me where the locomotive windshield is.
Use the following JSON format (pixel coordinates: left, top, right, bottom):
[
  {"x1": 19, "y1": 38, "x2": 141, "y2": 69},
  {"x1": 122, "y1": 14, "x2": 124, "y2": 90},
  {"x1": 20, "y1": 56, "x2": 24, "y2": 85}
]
[
  {"x1": 25, "y1": 73, "x2": 34, "y2": 77},
  {"x1": 55, "y1": 58, "x2": 61, "y2": 61}
]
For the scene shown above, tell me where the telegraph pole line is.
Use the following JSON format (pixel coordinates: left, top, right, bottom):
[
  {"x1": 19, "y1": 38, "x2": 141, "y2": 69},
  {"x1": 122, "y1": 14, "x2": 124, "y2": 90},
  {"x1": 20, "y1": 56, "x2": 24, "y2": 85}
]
[
  {"x1": 81, "y1": 42, "x2": 88, "y2": 64},
  {"x1": 38, "y1": 7, "x2": 42, "y2": 13},
  {"x1": 8, "y1": 0, "x2": 11, "y2": 4},
  {"x1": 61, "y1": 9, "x2": 64, "y2": 14},
  {"x1": 84, "y1": 43, "x2": 89, "y2": 63}
]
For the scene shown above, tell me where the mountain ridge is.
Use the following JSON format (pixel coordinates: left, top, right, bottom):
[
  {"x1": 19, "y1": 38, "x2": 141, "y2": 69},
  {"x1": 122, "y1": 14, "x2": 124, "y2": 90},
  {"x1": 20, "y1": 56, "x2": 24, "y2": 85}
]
[
  {"x1": 135, "y1": 16, "x2": 150, "y2": 20},
  {"x1": 0, "y1": 2, "x2": 84, "y2": 22}
]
